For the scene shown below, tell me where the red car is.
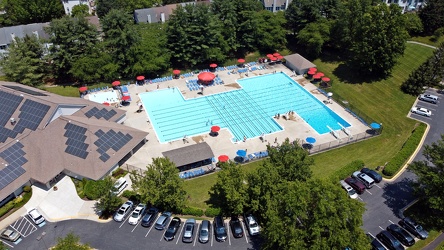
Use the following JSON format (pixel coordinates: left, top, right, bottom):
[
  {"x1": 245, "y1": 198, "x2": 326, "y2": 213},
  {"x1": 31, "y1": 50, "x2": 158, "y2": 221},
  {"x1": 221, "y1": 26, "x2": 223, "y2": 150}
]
[{"x1": 345, "y1": 177, "x2": 365, "y2": 194}]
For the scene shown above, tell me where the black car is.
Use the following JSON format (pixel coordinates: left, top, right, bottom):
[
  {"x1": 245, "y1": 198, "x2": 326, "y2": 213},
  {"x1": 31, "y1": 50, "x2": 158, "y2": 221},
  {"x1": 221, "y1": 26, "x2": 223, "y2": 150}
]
[
  {"x1": 366, "y1": 233, "x2": 385, "y2": 250},
  {"x1": 377, "y1": 230, "x2": 405, "y2": 250},
  {"x1": 213, "y1": 216, "x2": 227, "y2": 242},
  {"x1": 361, "y1": 168, "x2": 382, "y2": 183},
  {"x1": 399, "y1": 217, "x2": 428, "y2": 239},
  {"x1": 387, "y1": 224, "x2": 415, "y2": 246},
  {"x1": 141, "y1": 207, "x2": 159, "y2": 227},
  {"x1": 229, "y1": 216, "x2": 244, "y2": 238},
  {"x1": 164, "y1": 217, "x2": 181, "y2": 241}
]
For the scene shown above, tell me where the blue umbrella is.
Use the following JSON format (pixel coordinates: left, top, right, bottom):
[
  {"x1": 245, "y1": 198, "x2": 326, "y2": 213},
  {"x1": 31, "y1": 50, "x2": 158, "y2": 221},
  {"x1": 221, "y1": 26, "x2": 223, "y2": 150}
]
[
  {"x1": 370, "y1": 123, "x2": 381, "y2": 129},
  {"x1": 306, "y1": 137, "x2": 316, "y2": 144},
  {"x1": 236, "y1": 150, "x2": 247, "y2": 157}
]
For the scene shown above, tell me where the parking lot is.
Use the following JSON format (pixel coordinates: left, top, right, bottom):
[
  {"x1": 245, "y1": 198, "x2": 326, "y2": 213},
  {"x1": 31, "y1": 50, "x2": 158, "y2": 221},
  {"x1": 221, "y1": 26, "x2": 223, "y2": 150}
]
[{"x1": 0, "y1": 215, "x2": 45, "y2": 248}]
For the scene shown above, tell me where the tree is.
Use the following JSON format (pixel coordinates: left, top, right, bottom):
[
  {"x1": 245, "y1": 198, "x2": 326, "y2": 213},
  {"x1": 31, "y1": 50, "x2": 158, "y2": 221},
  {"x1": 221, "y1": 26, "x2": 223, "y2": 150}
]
[
  {"x1": 409, "y1": 135, "x2": 444, "y2": 227},
  {"x1": 209, "y1": 162, "x2": 247, "y2": 216},
  {"x1": 71, "y1": 4, "x2": 90, "y2": 17},
  {"x1": 0, "y1": 35, "x2": 46, "y2": 86},
  {"x1": 95, "y1": 176, "x2": 123, "y2": 215},
  {"x1": 261, "y1": 179, "x2": 369, "y2": 250},
  {"x1": 95, "y1": 0, "x2": 161, "y2": 18},
  {"x1": 130, "y1": 157, "x2": 186, "y2": 212},
  {"x1": 2, "y1": 0, "x2": 64, "y2": 26},
  {"x1": 53, "y1": 232, "x2": 91, "y2": 250},
  {"x1": 253, "y1": 11, "x2": 287, "y2": 53},
  {"x1": 0, "y1": 241, "x2": 6, "y2": 250},
  {"x1": 418, "y1": 0, "x2": 444, "y2": 35},
  {"x1": 403, "y1": 13, "x2": 423, "y2": 37},
  {"x1": 297, "y1": 20, "x2": 331, "y2": 57},
  {"x1": 101, "y1": 9, "x2": 140, "y2": 77}
]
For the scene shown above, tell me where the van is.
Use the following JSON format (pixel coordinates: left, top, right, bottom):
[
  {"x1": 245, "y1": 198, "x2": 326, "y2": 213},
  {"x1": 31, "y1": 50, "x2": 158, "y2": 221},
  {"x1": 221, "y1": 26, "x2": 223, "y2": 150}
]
[
  {"x1": 352, "y1": 171, "x2": 375, "y2": 189},
  {"x1": 113, "y1": 177, "x2": 127, "y2": 195},
  {"x1": 419, "y1": 94, "x2": 438, "y2": 104}
]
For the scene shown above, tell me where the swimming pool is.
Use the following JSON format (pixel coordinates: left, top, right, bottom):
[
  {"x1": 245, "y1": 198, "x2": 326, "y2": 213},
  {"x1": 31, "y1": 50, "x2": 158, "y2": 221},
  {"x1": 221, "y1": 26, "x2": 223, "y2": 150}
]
[{"x1": 140, "y1": 73, "x2": 350, "y2": 143}]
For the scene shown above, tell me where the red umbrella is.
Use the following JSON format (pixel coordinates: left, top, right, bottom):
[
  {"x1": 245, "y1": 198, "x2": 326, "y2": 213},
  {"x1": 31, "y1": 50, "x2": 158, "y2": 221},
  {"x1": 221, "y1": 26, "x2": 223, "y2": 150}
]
[
  {"x1": 173, "y1": 69, "x2": 181, "y2": 75},
  {"x1": 309, "y1": 67, "x2": 317, "y2": 72},
  {"x1": 307, "y1": 70, "x2": 316, "y2": 75},
  {"x1": 79, "y1": 87, "x2": 88, "y2": 92},
  {"x1": 209, "y1": 63, "x2": 218, "y2": 68},
  {"x1": 218, "y1": 155, "x2": 229, "y2": 162},
  {"x1": 276, "y1": 55, "x2": 284, "y2": 60},
  {"x1": 316, "y1": 72, "x2": 325, "y2": 77},
  {"x1": 322, "y1": 77, "x2": 331, "y2": 82},
  {"x1": 269, "y1": 57, "x2": 277, "y2": 61},
  {"x1": 237, "y1": 58, "x2": 245, "y2": 63},
  {"x1": 136, "y1": 76, "x2": 145, "y2": 81},
  {"x1": 211, "y1": 126, "x2": 220, "y2": 132},
  {"x1": 266, "y1": 54, "x2": 273, "y2": 58},
  {"x1": 103, "y1": 102, "x2": 110, "y2": 106},
  {"x1": 112, "y1": 81, "x2": 120, "y2": 86},
  {"x1": 313, "y1": 74, "x2": 322, "y2": 80},
  {"x1": 273, "y1": 52, "x2": 281, "y2": 57},
  {"x1": 198, "y1": 72, "x2": 216, "y2": 82},
  {"x1": 121, "y1": 96, "x2": 131, "y2": 101}
]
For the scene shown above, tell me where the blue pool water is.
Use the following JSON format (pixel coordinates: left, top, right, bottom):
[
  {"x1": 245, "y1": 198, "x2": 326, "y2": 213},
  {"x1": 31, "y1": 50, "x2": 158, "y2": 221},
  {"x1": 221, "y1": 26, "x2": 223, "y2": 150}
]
[{"x1": 140, "y1": 73, "x2": 350, "y2": 143}]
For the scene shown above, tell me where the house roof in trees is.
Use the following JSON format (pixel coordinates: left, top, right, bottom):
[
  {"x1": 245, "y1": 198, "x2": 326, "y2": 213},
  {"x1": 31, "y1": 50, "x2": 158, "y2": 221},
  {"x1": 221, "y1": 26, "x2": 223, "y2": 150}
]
[
  {"x1": 133, "y1": 1, "x2": 211, "y2": 23},
  {"x1": 162, "y1": 142, "x2": 214, "y2": 167},
  {"x1": 262, "y1": 0, "x2": 290, "y2": 8},
  {"x1": 0, "y1": 82, "x2": 147, "y2": 203},
  {"x1": 0, "y1": 23, "x2": 50, "y2": 45}
]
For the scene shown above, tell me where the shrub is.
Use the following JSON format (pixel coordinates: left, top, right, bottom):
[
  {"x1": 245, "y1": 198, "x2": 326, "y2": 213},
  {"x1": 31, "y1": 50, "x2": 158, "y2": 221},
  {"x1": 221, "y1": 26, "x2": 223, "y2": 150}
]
[
  {"x1": 181, "y1": 206, "x2": 204, "y2": 217},
  {"x1": 112, "y1": 168, "x2": 128, "y2": 179},
  {"x1": 23, "y1": 186, "x2": 31, "y2": 193},
  {"x1": 330, "y1": 160, "x2": 365, "y2": 181},
  {"x1": 13, "y1": 196, "x2": 23, "y2": 205},
  {"x1": 83, "y1": 180, "x2": 103, "y2": 200},
  {"x1": 204, "y1": 207, "x2": 221, "y2": 217},
  {"x1": 383, "y1": 123, "x2": 426, "y2": 176},
  {"x1": 0, "y1": 201, "x2": 15, "y2": 218}
]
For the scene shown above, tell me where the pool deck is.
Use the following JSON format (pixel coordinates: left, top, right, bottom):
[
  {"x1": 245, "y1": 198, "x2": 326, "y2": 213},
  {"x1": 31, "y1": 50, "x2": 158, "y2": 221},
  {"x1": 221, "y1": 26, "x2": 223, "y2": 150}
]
[{"x1": 94, "y1": 63, "x2": 370, "y2": 169}]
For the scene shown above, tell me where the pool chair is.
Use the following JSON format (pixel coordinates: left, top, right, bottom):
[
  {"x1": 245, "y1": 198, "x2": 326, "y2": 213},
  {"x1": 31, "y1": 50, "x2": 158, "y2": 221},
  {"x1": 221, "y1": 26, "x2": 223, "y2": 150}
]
[{"x1": 248, "y1": 154, "x2": 256, "y2": 160}]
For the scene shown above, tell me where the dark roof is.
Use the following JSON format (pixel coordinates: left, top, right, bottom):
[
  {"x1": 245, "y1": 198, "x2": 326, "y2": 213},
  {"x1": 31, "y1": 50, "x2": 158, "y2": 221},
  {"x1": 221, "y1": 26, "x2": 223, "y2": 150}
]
[
  {"x1": 284, "y1": 53, "x2": 316, "y2": 70},
  {"x1": 0, "y1": 23, "x2": 50, "y2": 45},
  {"x1": 134, "y1": 1, "x2": 210, "y2": 23},
  {"x1": 162, "y1": 142, "x2": 214, "y2": 167}
]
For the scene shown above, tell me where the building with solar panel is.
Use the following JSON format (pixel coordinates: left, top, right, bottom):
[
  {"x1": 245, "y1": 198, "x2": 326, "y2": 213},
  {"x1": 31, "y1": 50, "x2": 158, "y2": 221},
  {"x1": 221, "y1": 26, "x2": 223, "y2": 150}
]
[{"x1": 0, "y1": 82, "x2": 148, "y2": 206}]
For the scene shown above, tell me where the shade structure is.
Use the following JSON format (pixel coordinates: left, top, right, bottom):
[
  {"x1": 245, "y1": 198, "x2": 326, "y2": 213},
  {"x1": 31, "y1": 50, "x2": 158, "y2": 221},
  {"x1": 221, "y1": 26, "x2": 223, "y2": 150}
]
[
  {"x1": 121, "y1": 96, "x2": 131, "y2": 101},
  {"x1": 306, "y1": 137, "x2": 316, "y2": 144},
  {"x1": 198, "y1": 72, "x2": 216, "y2": 82},
  {"x1": 112, "y1": 81, "x2": 120, "y2": 86},
  {"x1": 269, "y1": 57, "x2": 277, "y2": 61},
  {"x1": 266, "y1": 54, "x2": 273, "y2": 58},
  {"x1": 211, "y1": 125, "x2": 220, "y2": 132},
  {"x1": 313, "y1": 74, "x2": 322, "y2": 80},
  {"x1": 237, "y1": 58, "x2": 245, "y2": 63},
  {"x1": 309, "y1": 67, "x2": 317, "y2": 72},
  {"x1": 236, "y1": 150, "x2": 247, "y2": 158},
  {"x1": 322, "y1": 77, "x2": 331, "y2": 82},
  {"x1": 173, "y1": 69, "x2": 181, "y2": 75},
  {"x1": 209, "y1": 63, "x2": 217, "y2": 68},
  {"x1": 316, "y1": 72, "x2": 325, "y2": 77},
  {"x1": 103, "y1": 102, "x2": 110, "y2": 106},
  {"x1": 136, "y1": 76, "x2": 145, "y2": 81},
  {"x1": 273, "y1": 52, "x2": 281, "y2": 57},
  {"x1": 218, "y1": 155, "x2": 229, "y2": 162},
  {"x1": 79, "y1": 87, "x2": 88, "y2": 92},
  {"x1": 370, "y1": 122, "x2": 381, "y2": 129}
]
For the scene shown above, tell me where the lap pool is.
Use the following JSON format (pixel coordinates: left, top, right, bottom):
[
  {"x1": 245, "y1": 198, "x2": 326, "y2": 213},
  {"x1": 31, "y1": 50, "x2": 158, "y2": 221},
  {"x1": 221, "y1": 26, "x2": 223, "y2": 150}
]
[{"x1": 140, "y1": 72, "x2": 350, "y2": 143}]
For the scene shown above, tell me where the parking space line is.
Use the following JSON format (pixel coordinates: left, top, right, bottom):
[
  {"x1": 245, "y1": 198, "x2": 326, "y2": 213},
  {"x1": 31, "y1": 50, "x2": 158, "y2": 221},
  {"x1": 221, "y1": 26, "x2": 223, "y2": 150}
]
[
  {"x1": 241, "y1": 220, "x2": 248, "y2": 243},
  {"x1": 145, "y1": 225, "x2": 155, "y2": 237},
  {"x1": 0, "y1": 239, "x2": 14, "y2": 248},
  {"x1": 388, "y1": 220, "x2": 395, "y2": 224},
  {"x1": 193, "y1": 222, "x2": 199, "y2": 246},
  {"x1": 366, "y1": 190, "x2": 372, "y2": 195},
  {"x1": 24, "y1": 217, "x2": 37, "y2": 237},
  {"x1": 379, "y1": 226, "x2": 385, "y2": 230},
  {"x1": 176, "y1": 223, "x2": 185, "y2": 244},
  {"x1": 160, "y1": 229, "x2": 166, "y2": 241},
  {"x1": 210, "y1": 223, "x2": 213, "y2": 247},
  {"x1": 374, "y1": 184, "x2": 382, "y2": 189},
  {"x1": 358, "y1": 197, "x2": 363, "y2": 201},
  {"x1": 131, "y1": 221, "x2": 141, "y2": 232},
  {"x1": 119, "y1": 215, "x2": 131, "y2": 228},
  {"x1": 226, "y1": 222, "x2": 231, "y2": 246}
]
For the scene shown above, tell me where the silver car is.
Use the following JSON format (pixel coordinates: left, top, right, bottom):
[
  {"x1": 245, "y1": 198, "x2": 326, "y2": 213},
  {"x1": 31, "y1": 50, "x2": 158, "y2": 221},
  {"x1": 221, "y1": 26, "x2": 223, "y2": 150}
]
[
  {"x1": 199, "y1": 220, "x2": 210, "y2": 243},
  {"x1": 113, "y1": 201, "x2": 133, "y2": 222},
  {"x1": 0, "y1": 228, "x2": 21, "y2": 242},
  {"x1": 244, "y1": 214, "x2": 260, "y2": 236},
  {"x1": 182, "y1": 218, "x2": 196, "y2": 243},
  {"x1": 155, "y1": 212, "x2": 172, "y2": 230}
]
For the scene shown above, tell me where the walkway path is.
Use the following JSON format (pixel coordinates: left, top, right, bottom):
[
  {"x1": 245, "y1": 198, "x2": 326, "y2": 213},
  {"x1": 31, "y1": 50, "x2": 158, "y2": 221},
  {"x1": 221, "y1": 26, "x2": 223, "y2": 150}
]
[{"x1": 407, "y1": 40, "x2": 437, "y2": 49}]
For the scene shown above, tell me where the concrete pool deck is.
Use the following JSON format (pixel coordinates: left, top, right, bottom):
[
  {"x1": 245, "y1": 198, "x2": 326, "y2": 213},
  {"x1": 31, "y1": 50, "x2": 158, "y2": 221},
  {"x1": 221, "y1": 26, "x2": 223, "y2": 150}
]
[{"x1": 87, "y1": 63, "x2": 370, "y2": 169}]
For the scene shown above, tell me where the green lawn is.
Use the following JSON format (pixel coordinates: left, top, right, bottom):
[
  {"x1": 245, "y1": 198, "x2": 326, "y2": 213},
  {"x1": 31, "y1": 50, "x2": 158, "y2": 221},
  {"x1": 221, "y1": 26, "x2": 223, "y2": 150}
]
[
  {"x1": 410, "y1": 35, "x2": 444, "y2": 47},
  {"x1": 41, "y1": 82, "x2": 113, "y2": 97},
  {"x1": 184, "y1": 43, "x2": 434, "y2": 210}
]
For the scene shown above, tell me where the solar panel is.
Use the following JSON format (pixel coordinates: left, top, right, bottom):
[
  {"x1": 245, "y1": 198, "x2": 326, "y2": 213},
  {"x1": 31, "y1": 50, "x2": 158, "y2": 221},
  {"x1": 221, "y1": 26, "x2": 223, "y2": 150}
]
[
  {"x1": 0, "y1": 90, "x2": 24, "y2": 126},
  {"x1": 84, "y1": 107, "x2": 117, "y2": 120},
  {"x1": 0, "y1": 142, "x2": 27, "y2": 190},
  {"x1": 0, "y1": 127, "x2": 19, "y2": 143},
  {"x1": 13, "y1": 99, "x2": 50, "y2": 133},
  {"x1": 94, "y1": 129, "x2": 133, "y2": 162},
  {"x1": 63, "y1": 123, "x2": 89, "y2": 159},
  {"x1": 3, "y1": 85, "x2": 48, "y2": 96}
]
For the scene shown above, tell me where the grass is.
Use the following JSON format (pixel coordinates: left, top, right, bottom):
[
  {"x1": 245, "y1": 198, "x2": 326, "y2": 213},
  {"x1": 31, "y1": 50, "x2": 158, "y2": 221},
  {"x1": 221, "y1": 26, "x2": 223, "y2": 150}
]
[
  {"x1": 409, "y1": 35, "x2": 444, "y2": 47},
  {"x1": 41, "y1": 82, "x2": 113, "y2": 97},
  {"x1": 407, "y1": 230, "x2": 441, "y2": 250}
]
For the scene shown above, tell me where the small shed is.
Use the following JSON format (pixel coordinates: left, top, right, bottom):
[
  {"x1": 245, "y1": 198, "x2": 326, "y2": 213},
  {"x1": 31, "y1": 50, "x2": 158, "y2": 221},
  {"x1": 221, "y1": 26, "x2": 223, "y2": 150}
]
[
  {"x1": 162, "y1": 142, "x2": 214, "y2": 168},
  {"x1": 283, "y1": 53, "x2": 316, "y2": 75}
]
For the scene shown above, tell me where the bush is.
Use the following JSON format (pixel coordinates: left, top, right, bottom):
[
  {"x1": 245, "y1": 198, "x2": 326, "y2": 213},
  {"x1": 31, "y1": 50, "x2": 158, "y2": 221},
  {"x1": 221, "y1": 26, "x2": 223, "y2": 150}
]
[
  {"x1": 23, "y1": 186, "x2": 31, "y2": 193},
  {"x1": 330, "y1": 160, "x2": 365, "y2": 181},
  {"x1": 0, "y1": 201, "x2": 15, "y2": 218},
  {"x1": 383, "y1": 123, "x2": 426, "y2": 176},
  {"x1": 181, "y1": 206, "x2": 204, "y2": 217},
  {"x1": 112, "y1": 168, "x2": 128, "y2": 179},
  {"x1": 204, "y1": 207, "x2": 221, "y2": 217},
  {"x1": 83, "y1": 180, "x2": 103, "y2": 200},
  {"x1": 13, "y1": 196, "x2": 23, "y2": 205}
]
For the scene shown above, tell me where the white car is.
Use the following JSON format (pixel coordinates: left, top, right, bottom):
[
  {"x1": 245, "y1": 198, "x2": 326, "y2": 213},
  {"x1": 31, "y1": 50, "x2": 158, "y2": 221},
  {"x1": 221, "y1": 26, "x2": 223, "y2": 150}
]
[
  {"x1": 244, "y1": 214, "x2": 260, "y2": 236},
  {"x1": 128, "y1": 203, "x2": 146, "y2": 225},
  {"x1": 28, "y1": 208, "x2": 45, "y2": 225},
  {"x1": 114, "y1": 201, "x2": 134, "y2": 222},
  {"x1": 340, "y1": 180, "x2": 359, "y2": 199},
  {"x1": 411, "y1": 107, "x2": 431, "y2": 117}
]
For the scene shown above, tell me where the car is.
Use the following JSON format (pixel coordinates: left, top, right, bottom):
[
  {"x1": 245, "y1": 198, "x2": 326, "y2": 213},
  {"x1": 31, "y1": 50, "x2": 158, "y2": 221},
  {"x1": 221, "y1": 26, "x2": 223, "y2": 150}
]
[
  {"x1": 399, "y1": 217, "x2": 428, "y2": 239},
  {"x1": 345, "y1": 177, "x2": 365, "y2": 194},
  {"x1": 199, "y1": 220, "x2": 210, "y2": 244},
  {"x1": 28, "y1": 208, "x2": 46, "y2": 225},
  {"x1": 244, "y1": 214, "x2": 260, "y2": 236},
  {"x1": 155, "y1": 211, "x2": 172, "y2": 230},
  {"x1": 164, "y1": 217, "x2": 181, "y2": 241},
  {"x1": 340, "y1": 180, "x2": 359, "y2": 199},
  {"x1": 352, "y1": 171, "x2": 375, "y2": 188},
  {"x1": 113, "y1": 201, "x2": 134, "y2": 222},
  {"x1": 128, "y1": 203, "x2": 146, "y2": 225},
  {"x1": 0, "y1": 228, "x2": 21, "y2": 242},
  {"x1": 361, "y1": 167, "x2": 382, "y2": 183},
  {"x1": 387, "y1": 224, "x2": 415, "y2": 246},
  {"x1": 418, "y1": 94, "x2": 438, "y2": 104},
  {"x1": 213, "y1": 216, "x2": 227, "y2": 242},
  {"x1": 377, "y1": 230, "x2": 405, "y2": 250},
  {"x1": 411, "y1": 107, "x2": 431, "y2": 117},
  {"x1": 366, "y1": 233, "x2": 386, "y2": 250},
  {"x1": 230, "y1": 216, "x2": 244, "y2": 238},
  {"x1": 141, "y1": 207, "x2": 159, "y2": 227},
  {"x1": 182, "y1": 218, "x2": 196, "y2": 243}
]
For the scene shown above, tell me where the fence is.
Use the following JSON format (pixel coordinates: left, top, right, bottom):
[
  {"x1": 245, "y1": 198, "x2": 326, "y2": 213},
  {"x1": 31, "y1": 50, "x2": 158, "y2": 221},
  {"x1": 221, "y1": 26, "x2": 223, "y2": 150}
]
[
  {"x1": 307, "y1": 130, "x2": 379, "y2": 155},
  {"x1": 123, "y1": 164, "x2": 145, "y2": 176}
]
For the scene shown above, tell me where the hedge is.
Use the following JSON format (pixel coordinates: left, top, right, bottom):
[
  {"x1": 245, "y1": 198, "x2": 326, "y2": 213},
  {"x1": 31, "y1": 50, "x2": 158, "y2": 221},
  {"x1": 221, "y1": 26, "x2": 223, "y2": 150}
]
[
  {"x1": 0, "y1": 190, "x2": 32, "y2": 218},
  {"x1": 330, "y1": 160, "x2": 365, "y2": 181},
  {"x1": 181, "y1": 206, "x2": 204, "y2": 217},
  {"x1": 383, "y1": 123, "x2": 426, "y2": 177},
  {"x1": 112, "y1": 168, "x2": 128, "y2": 179},
  {"x1": 204, "y1": 207, "x2": 221, "y2": 217},
  {"x1": 121, "y1": 190, "x2": 140, "y2": 201}
]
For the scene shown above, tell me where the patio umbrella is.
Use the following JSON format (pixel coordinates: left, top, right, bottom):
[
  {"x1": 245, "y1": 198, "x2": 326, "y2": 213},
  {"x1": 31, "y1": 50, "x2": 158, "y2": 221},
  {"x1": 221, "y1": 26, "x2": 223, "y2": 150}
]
[
  {"x1": 121, "y1": 96, "x2": 131, "y2": 101},
  {"x1": 309, "y1": 67, "x2": 317, "y2": 72},
  {"x1": 210, "y1": 63, "x2": 218, "y2": 68},
  {"x1": 79, "y1": 86, "x2": 88, "y2": 92},
  {"x1": 173, "y1": 69, "x2": 181, "y2": 75},
  {"x1": 316, "y1": 72, "x2": 325, "y2": 77},
  {"x1": 198, "y1": 72, "x2": 216, "y2": 82},
  {"x1": 307, "y1": 70, "x2": 316, "y2": 75},
  {"x1": 112, "y1": 81, "x2": 120, "y2": 86},
  {"x1": 322, "y1": 77, "x2": 331, "y2": 82},
  {"x1": 327, "y1": 92, "x2": 333, "y2": 97},
  {"x1": 218, "y1": 155, "x2": 229, "y2": 162},
  {"x1": 266, "y1": 54, "x2": 273, "y2": 58},
  {"x1": 136, "y1": 76, "x2": 145, "y2": 81},
  {"x1": 306, "y1": 137, "x2": 316, "y2": 144},
  {"x1": 269, "y1": 56, "x2": 277, "y2": 61},
  {"x1": 211, "y1": 125, "x2": 220, "y2": 132},
  {"x1": 236, "y1": 149, "x2": 247, "y2": 158},
  {"x1": 370, "y1": 123, "x2": 381, "y2": 129},
  {"x1": 313, "y1": 74, "x2": 322, "y2": 80},
  {"x1": 103, "y1": 102, "x2": 110, "y2": 106},
  {"x1": 276, "y1": 55, "x2": 284, "y2": 60},
  {"x1": 237, "y1": 58, "x2": 245, "y2": 63},
  {"x1": 273, "y1": 52, "x2": 281, "y2": 57}
]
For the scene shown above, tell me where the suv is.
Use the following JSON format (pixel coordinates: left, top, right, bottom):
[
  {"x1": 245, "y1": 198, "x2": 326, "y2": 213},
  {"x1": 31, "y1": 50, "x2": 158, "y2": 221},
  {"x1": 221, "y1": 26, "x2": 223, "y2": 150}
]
[
  {"x1": 244, "y1": 214, "x2": 260, "y2": 236},
  {"x1": 213, "y1": 216, "x2": 227, "y2": 242},
  {"x1": 114, "y1": 201, "x2": 133, "y2": 222},
  {"x1": 377, "y1": 230, "x2": 404, "y2": 250},
  {"x1": 399, "y1": 217, "x2": 428, "y2": 239},
  {"x1": 141, "y1": 207, "x2": 159, "y2": 227},
  {"x1": 387, "y1": 224, "x2": 415, "y2": 247},
  {"x1": 28, "y1": 208, "x2": 46, "y2": 225},
  {"x1": 340, "y1": 180, "x2": 359, "y2": 199},
  {"x1": 361, "y1": 168, "x2": 382, "y2": 183},
  {"x1": 418, "y1": 94, "x2": 438, "y2": 104},
  {"x1": 352, "y1": 171, "x2": 375, "y2": 189},
  {"x1": 182, "y1": 218, "x2": 196, "y2": 243},
  {"x1": 155, "y1": 212, "x2": 172, "y2": 230}
]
